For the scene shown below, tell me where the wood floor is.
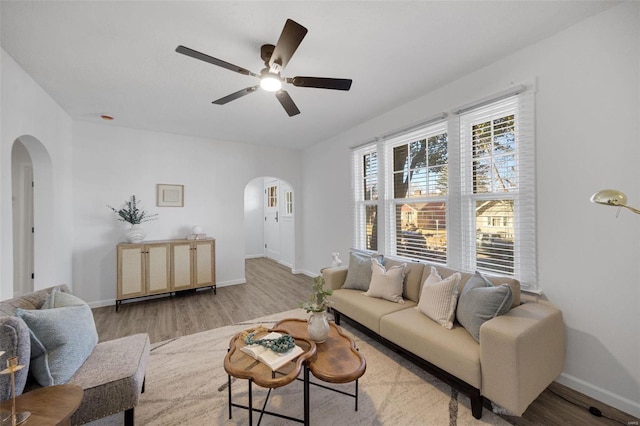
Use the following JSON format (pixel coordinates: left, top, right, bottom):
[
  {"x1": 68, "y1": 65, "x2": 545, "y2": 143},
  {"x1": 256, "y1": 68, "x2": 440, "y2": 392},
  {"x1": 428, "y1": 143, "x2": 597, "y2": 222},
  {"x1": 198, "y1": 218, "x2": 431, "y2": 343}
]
[{"x1": 92, "y1": 257, "x2": 637, "y2": 426}]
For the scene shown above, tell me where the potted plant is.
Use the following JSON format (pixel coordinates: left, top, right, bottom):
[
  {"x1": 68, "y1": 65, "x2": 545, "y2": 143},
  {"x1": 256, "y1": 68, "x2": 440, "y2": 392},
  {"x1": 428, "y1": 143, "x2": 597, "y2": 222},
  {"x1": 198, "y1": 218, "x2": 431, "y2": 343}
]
[
  {"x1": 108, "y1": 195, "x2": 158, "y2": 243},
  {"x1": 301, "y1": 276, "x2": 333, "y2": 343}
]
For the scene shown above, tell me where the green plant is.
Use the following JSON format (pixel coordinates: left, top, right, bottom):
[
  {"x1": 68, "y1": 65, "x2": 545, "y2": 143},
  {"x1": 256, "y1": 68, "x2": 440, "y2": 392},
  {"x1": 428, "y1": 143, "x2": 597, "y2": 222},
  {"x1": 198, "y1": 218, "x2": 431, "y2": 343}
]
[
  {"x1": 108, "y1": 195, "x2": 158, "y2": 225},
  {"x1": 301, "y1": 276, "x2": 333, "y2": 313}
]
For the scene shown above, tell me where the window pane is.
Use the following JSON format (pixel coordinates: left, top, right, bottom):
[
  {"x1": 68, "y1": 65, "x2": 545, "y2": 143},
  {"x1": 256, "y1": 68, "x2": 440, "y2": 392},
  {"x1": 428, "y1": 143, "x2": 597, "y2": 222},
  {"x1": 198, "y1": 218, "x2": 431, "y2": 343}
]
[
  {"x1": 366, "y1": 205, "x2": 377, "y2": 251},
  {"x1": 476, "y1": 199, "x2": 514, "y2": 275},
  {"x1": 395, "y1": 202, "x2": 446, "y2": 263},
  {"x1": 472, "y1": 114, "x2": 516, "y2": 195},
  {"x1": 363, "y1": 152, "x2": 378, "y2": 200},
  {"x1": 428, "y1": 133, "x2": 448, "y2": 166}
]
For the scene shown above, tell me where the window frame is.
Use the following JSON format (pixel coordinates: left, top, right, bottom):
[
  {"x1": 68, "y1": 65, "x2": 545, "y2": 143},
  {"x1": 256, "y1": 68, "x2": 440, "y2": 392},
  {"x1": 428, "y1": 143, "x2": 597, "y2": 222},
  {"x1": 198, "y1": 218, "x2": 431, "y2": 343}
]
[{"x1": 351, "y1": 86, "x2": 537, "y2": 290}]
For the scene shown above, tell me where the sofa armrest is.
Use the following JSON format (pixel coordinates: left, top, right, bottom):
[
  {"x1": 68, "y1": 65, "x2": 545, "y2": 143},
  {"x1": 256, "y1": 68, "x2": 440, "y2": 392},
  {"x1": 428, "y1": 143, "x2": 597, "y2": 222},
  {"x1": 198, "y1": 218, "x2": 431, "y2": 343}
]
[
  {"x1": 322, "y1": 266, "x2": 349, "y2": 291},
  {"x1": 480, "y1": 301, "x2": 566, "y2": 416}
]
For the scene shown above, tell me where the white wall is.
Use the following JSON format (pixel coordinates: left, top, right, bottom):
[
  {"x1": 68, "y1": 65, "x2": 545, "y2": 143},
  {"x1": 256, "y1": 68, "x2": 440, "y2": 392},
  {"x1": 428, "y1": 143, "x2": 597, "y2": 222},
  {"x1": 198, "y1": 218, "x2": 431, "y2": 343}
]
[
  {"x1": 72, "y1": 121, "x2": 302, "y2": 306},
  {"x1": 244, "y1": 178, "x2": 265, "y2": 258},
  {"x1": 1, "y1": 49, "x2": 74, "y2": 299},
  {"x1": 301, "y1": 2, "x2": 640, "y2": 417}
]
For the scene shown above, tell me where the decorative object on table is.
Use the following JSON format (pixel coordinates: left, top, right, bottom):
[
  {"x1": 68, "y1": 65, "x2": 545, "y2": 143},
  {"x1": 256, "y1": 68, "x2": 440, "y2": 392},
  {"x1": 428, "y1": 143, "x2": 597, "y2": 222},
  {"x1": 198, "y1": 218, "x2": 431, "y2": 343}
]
[
  {"x1": 187, "y1": 225, "x2": 207, "y2": 240},
  {"x1": 107, "y1": 195, "x2": 158, "y2": 243},
  {"x1": 156, "y1": 184, "x2": 184, "y2": 207},
  {"x1": 301, "y1": 276, "x2": 333, "y2": 343},
  {"x1": 0, "y1": 356, "x2": 30, "y2": 426},
  {"x1": 238, "y1": 326, "x2": 303, "y2": 371},
  {"x1": 590, "y1": 189, "x2": 640, "y2": 216},
  {"x1": 331, "y1": 252, "x2": 342, "y2": 267}
]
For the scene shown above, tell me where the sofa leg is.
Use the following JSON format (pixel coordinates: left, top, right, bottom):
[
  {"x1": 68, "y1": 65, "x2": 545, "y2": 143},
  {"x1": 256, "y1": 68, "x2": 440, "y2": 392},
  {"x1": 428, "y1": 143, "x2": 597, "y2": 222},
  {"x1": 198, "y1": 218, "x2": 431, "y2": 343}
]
[
  {"x1": 124, "y1": 408, "x2": 134, "y2": 426},
  {"x1": 334, "y1": 310, "x2": 341, "y2": 325},
  {"x1": 470, "y1": 390, "x2": 483, "y2": 419}
]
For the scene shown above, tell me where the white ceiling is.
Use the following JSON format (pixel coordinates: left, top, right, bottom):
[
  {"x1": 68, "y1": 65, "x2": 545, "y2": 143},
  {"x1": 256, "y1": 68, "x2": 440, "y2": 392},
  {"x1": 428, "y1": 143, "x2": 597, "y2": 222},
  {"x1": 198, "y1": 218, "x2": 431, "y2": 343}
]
[{"x1": 1, "y1": 1, "x2": 616, "y2": 149}]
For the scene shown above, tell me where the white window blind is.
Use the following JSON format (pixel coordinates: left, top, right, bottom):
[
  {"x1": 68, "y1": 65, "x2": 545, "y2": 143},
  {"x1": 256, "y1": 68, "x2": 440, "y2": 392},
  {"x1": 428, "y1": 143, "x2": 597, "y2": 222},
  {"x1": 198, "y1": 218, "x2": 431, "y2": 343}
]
[
  {"x1": 458, "y1": 93, "x2": 536, "y2": 288},
  {"x1": 383, "y1": 123, "x2": 449, "y2": 263},
  {"x1": 352, "y1": 143, "x2": 379, "y2": 251}
]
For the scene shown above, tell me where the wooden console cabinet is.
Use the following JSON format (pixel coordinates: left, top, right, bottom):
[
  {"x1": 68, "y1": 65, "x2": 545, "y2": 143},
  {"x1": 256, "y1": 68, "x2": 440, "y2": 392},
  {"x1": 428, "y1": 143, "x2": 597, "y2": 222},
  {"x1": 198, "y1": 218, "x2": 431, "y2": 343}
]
[{"x1": 116, "y1": 238, "x2": 216, "y2": 310}]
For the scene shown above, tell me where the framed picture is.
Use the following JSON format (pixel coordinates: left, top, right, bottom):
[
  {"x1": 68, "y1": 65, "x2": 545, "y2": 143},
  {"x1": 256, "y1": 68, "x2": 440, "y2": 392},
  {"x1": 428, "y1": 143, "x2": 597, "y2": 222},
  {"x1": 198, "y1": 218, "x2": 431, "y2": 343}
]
[{"x1": 157, "y1": 184, "x2": 184, "y2": 207}]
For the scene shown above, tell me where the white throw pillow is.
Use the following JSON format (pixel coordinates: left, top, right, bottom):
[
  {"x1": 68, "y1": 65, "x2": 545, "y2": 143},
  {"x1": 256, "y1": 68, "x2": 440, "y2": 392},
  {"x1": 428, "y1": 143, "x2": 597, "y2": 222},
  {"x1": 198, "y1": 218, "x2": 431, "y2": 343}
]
[
  {"x1": 364, "y1": 259, "x2": 406, "y2": 304},
  {"x1": 417, "y1": 266, "x2": 461, "y2": 329}
]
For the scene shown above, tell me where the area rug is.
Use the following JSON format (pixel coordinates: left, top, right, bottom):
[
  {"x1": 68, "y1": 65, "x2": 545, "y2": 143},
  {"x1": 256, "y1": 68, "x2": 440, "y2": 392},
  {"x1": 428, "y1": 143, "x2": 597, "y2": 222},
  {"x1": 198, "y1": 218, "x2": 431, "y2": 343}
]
[{"x1": 95, "y1": 309, "x2": 511, "y2": 425}]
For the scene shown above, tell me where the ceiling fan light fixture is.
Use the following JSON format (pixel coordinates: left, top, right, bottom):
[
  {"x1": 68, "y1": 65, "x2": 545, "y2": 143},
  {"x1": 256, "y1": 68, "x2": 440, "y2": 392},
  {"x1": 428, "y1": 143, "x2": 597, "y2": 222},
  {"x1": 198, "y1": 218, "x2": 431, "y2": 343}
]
[{"x1": 260, "y1": 74, "x2": 282, "y2": 92}]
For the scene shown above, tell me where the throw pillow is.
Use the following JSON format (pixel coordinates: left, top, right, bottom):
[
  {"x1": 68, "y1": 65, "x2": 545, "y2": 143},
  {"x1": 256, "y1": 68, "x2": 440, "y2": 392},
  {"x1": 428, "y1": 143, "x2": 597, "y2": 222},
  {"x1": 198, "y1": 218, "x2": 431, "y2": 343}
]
[
  {"x1": 456, "y1": 271, "x2": 514, "y2": 342},
  {"x1": 16, "y1": 303, "x2": 98, "y2": 386},
  {"x1": 417, "y1": 267, "x2": 461, "y2": 329},
  {"x1": 342, "y1": 250, "x2": 383, "y2": 291},
  {"x1": 0, "y1": 316, "x2": 31, "y2": 400},
  {"x1": 364, "y1": 259, "x2": 406, "y2": 303},
  {"x1": 41, "y1": 286, "x2": 85, "y2": 309}
]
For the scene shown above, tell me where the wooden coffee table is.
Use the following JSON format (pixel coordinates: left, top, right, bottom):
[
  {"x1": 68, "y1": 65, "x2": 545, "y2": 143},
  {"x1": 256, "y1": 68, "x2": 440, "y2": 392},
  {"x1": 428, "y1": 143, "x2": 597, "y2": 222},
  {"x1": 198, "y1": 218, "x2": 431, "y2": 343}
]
[
  {"x1": 274, "y1": 318, "x2": 366, "y2": 411},
  {"x1": 224, "y1": 326, "x2": 316, "y2": 425},
  {"x1": 0, "y1": 384, "x2": 83, "y2": 426}
]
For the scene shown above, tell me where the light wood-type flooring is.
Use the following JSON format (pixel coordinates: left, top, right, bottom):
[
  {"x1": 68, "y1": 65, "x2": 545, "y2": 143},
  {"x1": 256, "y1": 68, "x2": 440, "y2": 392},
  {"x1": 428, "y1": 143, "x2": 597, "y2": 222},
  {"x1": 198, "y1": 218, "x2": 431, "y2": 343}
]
[{"x1": 92, "y1": 257, "x2": 637, "y2": 426}]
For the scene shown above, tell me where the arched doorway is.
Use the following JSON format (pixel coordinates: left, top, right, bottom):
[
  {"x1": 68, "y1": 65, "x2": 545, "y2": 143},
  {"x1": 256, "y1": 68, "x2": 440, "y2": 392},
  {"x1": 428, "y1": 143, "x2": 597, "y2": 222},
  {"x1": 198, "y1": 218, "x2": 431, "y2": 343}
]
[
  {"x1": 244, "y1": 177, "x2": 295, "y2": 269},
  {"x1": 10, "y1": 136, "x2": 54, "y2": 297}
]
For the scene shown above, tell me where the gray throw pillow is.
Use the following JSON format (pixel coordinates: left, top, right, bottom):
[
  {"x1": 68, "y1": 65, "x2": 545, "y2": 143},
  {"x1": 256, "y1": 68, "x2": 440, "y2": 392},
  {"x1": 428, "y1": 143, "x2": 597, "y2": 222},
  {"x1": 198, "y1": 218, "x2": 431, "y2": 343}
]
[
  {"x1": 456, "y1": 271, "x2": 513, "y2": 342},
  {"x1": 0, "y1": 316, "x2": 31, "y2": 399},
  {"x1": 342, "y1": 251, "x2": 383, "y2": 291},
  {"x1": 16, "y1": 302, "x2": 98, "y2": 386}
]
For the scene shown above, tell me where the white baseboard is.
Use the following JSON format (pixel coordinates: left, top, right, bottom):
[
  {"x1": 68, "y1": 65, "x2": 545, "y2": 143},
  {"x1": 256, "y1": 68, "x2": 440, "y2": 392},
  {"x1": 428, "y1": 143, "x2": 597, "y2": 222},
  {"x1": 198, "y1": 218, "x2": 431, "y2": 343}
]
[
  {"x1": 87, "y1": 279, "x2": 246, "y2": 309},
  {"x1": 292, "y1": 269, "x2": 317, "y2": 278},
  {"x1": 557, "y1": 372, "x2": 640, "y2": 418},
  {"x1": 245, "y1": 254, "x2": 264, "y2": 259}
]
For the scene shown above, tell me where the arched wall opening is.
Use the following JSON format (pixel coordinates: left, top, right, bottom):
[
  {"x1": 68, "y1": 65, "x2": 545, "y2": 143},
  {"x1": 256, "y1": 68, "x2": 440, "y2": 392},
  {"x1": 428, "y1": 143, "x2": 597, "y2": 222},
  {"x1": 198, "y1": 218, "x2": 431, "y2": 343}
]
[
  {"x1": 10, "y1": 135, "x2": 54, "y2": 296},
  {"x1": 244, "y1": 177, "x2": 296, "y2": 270}
]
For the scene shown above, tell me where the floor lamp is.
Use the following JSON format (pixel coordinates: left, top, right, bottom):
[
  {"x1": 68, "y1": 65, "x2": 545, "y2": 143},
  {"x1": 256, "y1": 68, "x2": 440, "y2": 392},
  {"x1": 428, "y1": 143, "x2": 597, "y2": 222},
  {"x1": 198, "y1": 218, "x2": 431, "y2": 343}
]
[{"x1": 590, "y1": 189, "x2": 640, "y2": 216}]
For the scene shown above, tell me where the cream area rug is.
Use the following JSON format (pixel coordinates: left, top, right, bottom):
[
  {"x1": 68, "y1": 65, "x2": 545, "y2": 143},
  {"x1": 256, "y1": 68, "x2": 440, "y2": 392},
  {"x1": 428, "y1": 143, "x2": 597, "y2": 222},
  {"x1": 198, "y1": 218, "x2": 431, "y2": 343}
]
[{"x1": 92, "y1": 309, "x2": 510, "y2": 425}]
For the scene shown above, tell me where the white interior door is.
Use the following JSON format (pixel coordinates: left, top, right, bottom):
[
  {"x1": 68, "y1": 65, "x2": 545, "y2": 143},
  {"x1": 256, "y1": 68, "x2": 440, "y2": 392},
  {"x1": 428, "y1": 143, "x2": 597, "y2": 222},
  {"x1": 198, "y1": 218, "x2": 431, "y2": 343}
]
[{"x1": 264, "y1": 179, "x2": 280, "y2": 261}]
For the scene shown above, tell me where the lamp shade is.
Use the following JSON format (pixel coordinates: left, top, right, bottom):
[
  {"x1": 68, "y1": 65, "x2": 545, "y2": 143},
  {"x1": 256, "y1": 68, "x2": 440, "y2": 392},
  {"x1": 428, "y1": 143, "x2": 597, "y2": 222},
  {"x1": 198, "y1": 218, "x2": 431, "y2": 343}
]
[
  {"x1": 590, "y1": 189, "x2": 628, "y2": 207},
  {"x1": 590, "y1": 189, "x2": 640, "y2": 215}
]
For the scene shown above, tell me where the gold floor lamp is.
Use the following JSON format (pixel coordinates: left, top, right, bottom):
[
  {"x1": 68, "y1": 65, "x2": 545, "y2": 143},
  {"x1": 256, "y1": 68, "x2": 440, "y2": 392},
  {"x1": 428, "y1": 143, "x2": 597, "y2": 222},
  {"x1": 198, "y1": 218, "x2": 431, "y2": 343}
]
[{"x1": 590, "y1": 189, "x2": 640, "y2": 216}]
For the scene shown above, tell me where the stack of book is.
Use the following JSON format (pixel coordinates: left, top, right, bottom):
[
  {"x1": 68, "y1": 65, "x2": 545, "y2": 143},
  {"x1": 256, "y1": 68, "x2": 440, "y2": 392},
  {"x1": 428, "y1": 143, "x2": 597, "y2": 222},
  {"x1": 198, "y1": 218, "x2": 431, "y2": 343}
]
[{"x1": 241, "y1": 332, "x2": 304, "y2": 371}]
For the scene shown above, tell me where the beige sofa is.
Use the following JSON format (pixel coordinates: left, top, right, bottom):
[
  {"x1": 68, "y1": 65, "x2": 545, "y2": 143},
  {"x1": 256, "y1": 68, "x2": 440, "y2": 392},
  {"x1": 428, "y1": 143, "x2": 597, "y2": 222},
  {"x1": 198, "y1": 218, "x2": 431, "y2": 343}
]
[{"x1": 323, "y1": 258, "x2": 566, "y2": 419}]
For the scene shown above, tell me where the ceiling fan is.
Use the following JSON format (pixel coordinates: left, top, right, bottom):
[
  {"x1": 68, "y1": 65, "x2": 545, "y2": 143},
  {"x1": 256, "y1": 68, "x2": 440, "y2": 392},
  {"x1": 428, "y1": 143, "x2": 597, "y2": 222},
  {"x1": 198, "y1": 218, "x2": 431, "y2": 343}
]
[{"x1": 176, "y1": 19, "x2": 352, "y2": 117}]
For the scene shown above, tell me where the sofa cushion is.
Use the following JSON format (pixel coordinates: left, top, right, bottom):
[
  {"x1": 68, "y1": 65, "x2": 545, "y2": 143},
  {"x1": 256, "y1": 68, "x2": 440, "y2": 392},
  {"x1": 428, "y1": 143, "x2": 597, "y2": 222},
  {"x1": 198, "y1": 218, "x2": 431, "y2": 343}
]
[
  {"x1": 0, "y1": 316, "x2": 31, "y2": 400},
  {"x1": 16, "y1": 303, "x2": 98, "y2": 386},
  {"x1": 364, "y1": 259, "x2": 405, "y2": 303},
  {"x1": 456, "y1": 271, "x2": 513, "y2": 342},
  {"x1": 331, "y1": 289, "x2": 415, "y2": 334},
  {"x1": 417, "y1": 266, "x2": 461, "y2": 329},
  {"x1": 342, "y1": 251, "x2": 383, "y2": 291},
  {"x1": 380, "y1": 307, "x2": 482, "y2": 388},
  {"x1": 68, "y1": 333, "x2": 150, "y2": 425}
]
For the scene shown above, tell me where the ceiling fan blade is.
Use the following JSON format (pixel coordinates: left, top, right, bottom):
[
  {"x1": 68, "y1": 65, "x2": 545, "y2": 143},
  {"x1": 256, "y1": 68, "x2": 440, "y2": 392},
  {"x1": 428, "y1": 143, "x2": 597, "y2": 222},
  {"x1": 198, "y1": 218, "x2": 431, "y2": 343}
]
[
  {"x1": 269, "y1": 19, "x2": 308, "y2": 73},
  {"x1": 289, "y1": 76, "x2": 352, "y2": 91},
  {"x1": 176, "y1": 45, "x2": 258, "y2": 78},
  {"x1": 275, "y1": 90, "x2": 301, "y2": 116},
  {"x1": 213, "y1": 86, "x2": 259, "y2": 105}
]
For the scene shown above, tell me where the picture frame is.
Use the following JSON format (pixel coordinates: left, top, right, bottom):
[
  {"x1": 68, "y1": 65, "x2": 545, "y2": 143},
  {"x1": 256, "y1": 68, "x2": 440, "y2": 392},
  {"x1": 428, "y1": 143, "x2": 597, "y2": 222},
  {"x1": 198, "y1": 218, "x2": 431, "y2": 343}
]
[{"x1": 157, "y1": 184, "x2": 184, "y2": 207}]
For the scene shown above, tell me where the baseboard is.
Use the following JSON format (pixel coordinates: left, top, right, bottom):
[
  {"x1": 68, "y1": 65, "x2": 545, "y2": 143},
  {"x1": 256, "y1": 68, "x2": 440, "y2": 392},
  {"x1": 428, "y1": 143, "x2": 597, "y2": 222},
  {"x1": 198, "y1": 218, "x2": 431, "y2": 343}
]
[
  {"x1": 87, "y1": 278, "x2": 246, "y2": 309},
  {"x1": 245, "y1": 254, "x2": 264, "y2": 259},
  {"x1": 292, "y1": 269, "x2": 317, "y2": 277},
  {"x1": 556, "y1": 372, "x2": 640, "y2": 418}
]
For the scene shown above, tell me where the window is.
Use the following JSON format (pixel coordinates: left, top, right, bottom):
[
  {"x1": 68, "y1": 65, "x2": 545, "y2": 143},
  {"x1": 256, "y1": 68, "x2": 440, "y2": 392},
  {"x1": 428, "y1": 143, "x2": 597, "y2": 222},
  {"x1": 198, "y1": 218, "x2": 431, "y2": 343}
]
[
  {"x1": 352, "y1": 145, "x2": 378, "y2": 251},
  {"x1": 284, "y1": 191, "x2": 293, "y2": 215},
  {"x1": 352, "y1": 88, "x2": 536, "y2": 289},
  {"x1": 386, "y1": 123, "x2": 448, "y2": 263}
]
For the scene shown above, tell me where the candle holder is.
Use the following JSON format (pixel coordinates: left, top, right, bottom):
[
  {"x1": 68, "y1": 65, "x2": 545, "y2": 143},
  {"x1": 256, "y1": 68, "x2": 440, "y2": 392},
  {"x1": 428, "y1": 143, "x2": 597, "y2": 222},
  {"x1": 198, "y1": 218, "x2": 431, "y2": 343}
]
[{"x1": 0, "y1": 356, "x2": 30, "y2": 426}]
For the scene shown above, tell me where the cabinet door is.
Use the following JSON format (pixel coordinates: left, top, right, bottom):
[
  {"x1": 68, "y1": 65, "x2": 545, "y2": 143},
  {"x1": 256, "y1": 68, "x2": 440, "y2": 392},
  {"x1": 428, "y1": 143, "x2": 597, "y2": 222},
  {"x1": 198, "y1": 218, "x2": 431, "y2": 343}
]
[
  {"x1": 193, "y1": 240, "x2": 215, "y2": 288},
  {"x1": 146, "y1": 243, "x2": 171, "y2": 294},
  {"x1": 117, "y1": 245, "x2": 146, "y2": 299},
  {"x1": 172, "y1": 242, "x2": 193, "y2": 290}
]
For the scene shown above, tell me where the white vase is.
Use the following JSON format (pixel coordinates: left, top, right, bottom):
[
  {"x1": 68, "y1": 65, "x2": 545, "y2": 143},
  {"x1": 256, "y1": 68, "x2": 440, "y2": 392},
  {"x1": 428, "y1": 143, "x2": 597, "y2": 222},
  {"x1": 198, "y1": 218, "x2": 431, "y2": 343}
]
[
  {"x1": 307, "y1": 311, "x2": 330, "y2": 343},
  {"x1": 124, "y1": 224, "x2": 145, "y2": 243}
]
